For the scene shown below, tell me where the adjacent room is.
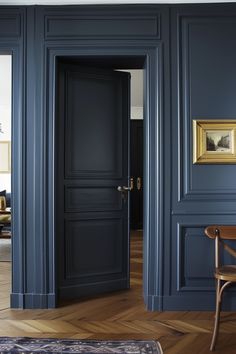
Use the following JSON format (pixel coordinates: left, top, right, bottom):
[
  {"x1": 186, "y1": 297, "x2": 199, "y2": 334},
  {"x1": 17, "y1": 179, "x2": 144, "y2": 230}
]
[{"x1": 0, "y1": 54, "x2": 11, "y2": 309}]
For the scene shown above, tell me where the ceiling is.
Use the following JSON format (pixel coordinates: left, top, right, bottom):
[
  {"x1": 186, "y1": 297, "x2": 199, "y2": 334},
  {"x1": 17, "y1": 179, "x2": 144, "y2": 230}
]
[{"x1": 0, "y1": 0, "x2": 234, "y2": 4}]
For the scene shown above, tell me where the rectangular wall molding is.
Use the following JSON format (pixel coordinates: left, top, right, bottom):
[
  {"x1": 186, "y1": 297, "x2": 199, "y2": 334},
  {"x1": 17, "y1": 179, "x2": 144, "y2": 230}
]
[
  {"x1": 45, "y1": 14, "x2": 160, "y2": 40},
  {"x1": 176, "y1": 223, "x2": 214, "y2": 292},
  {"x1": 175, "y1": 15, "x2": 236, "y2": 205},
  {"x1": 0, "y1": 13, "x2": 21, "y2": 38}
]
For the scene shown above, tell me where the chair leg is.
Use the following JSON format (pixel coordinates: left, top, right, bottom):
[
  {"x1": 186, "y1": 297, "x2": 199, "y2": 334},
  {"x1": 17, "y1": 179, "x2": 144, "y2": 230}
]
[{"x1": 210, "y1": 279, "x2": 221, "y2": 351}]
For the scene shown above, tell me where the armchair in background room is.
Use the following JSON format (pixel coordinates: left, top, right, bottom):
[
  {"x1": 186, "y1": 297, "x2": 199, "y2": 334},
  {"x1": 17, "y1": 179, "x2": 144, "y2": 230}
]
[{"x1": 0, "y1": 190, "x2": 11, "y2": 232}]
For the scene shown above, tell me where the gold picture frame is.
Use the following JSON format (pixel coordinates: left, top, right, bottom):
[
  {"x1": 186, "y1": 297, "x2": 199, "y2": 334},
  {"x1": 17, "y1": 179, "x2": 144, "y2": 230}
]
[
  {"x1": 193, "y1": 120, "x2": 236, "y2": 164},
  {"x1": 0, "y1": 141, "x2": 11, "y2": 173}
]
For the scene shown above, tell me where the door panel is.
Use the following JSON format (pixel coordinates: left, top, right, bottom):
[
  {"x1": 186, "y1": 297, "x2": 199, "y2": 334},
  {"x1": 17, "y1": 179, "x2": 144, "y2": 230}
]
[
  {"x1": 65, "y1": 70, "x2": 123, "y2": 178},
  {"x1": 65, "y1": 218, "x2": 124, "y2": 276},
  {"x1": 56, "y1": 63, "x2": 130, "y2": 300},
  {"x1": 65, "y1": 186, "x2": 122, "y2": 213}
]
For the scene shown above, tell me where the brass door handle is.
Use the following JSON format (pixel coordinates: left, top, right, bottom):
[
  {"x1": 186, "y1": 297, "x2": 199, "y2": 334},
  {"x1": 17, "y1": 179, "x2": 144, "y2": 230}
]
[{"x1": 137, "y1": 177, "x2": 142, "y2": 190}]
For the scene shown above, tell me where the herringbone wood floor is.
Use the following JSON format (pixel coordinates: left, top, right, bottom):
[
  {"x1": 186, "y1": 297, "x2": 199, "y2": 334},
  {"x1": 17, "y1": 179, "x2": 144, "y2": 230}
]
[{"x1": 1, "y1": 231, "x2": 236, "y2": 353}]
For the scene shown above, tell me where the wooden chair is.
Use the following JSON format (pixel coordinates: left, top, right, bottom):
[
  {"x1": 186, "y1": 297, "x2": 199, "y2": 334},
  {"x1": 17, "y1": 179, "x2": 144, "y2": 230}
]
[{"x1": 205, "y1": 225, "x2": 236, "y2": 351}]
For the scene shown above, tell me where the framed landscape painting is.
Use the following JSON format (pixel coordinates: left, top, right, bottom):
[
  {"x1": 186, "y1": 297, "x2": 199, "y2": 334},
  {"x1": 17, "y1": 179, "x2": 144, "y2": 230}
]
[{"x1": 193, "y1": 120, "x2": 236, "y2": 164}]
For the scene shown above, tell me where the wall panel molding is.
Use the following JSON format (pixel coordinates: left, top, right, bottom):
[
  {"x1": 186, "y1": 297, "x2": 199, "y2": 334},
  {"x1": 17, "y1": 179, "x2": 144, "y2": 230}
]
[
  {"x1": 176, "y1": 223, "x2": 214, "y2": 292},
  {"x1": 0, "y1": 8, "x2": 22, "y2": 38},
  {"x1": 39, "y1": 5, "x2": 162, "y2": 40},
  {"x1": 170, "y1": 213, "x2": 236, "y2": 310},
  {"x1": 45, "y1": 15, "x2": 160, "y2": 40},
  {"x1": 174, "y1": 14, "x2": 236, "y2": 208}
]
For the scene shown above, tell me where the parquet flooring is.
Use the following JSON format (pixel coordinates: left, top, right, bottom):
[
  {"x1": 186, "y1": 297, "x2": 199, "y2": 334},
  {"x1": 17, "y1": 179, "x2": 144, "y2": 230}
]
[{"x1": 1, "y1": 231, "x2": 236, "y2": 353}]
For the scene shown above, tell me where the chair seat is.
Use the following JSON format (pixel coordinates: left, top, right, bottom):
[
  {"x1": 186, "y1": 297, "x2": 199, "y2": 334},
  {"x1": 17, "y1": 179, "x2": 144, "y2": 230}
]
[{"x1": 215, "y1": 265, "x2": 236, "y2": 281}]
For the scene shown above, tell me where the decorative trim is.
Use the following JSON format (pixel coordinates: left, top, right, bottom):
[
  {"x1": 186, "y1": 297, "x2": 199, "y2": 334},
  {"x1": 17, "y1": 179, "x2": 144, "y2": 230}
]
[
  {"x1": 162, "y1": 294, "x2": 236, "y2": 311},
  {"x1": 11, "y1": 293, "x2": 56, "y2": 309},
  {"x1": 45, "y1": 14, "x2": 160, "y2": 40},
  {"x1": 172, "y1": 210, "x2": 236, "y2": 215},
  {"x1": 0, "y1": 13, "x2": 21, "y2": 38},
  {"x1": 145, "y1": 294, "x2": 164, "y2": 311},
  {"x1": 176, "y1": 223, "x2": 215, "y2": 292},
  {"x1": 177, "y1": 16, "x2": 236, "y2": 202},
  {"x1": 45, "y1": 41, "x2": 163, "y2": 309}
]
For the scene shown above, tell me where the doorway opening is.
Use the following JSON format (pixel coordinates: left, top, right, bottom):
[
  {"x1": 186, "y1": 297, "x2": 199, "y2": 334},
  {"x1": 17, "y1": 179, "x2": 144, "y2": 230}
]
[
  {"x1": 0, "y1": 54, "x2": 12, "y2": 309},
  {"x1": 119, "y1": 69, "x2": 143, "y2": 292},
  {"x1": 55, "y1": 56, "x2": 145, "y2": 305},
  {"x1": 128, "y1": 70, "x2": 143, "y2": 292}
]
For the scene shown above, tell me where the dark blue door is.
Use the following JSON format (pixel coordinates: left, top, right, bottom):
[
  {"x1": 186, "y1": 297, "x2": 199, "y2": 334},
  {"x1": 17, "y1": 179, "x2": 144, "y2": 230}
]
[{"x1": 56, "y1": 63, "x2": 130, "y2": 299}]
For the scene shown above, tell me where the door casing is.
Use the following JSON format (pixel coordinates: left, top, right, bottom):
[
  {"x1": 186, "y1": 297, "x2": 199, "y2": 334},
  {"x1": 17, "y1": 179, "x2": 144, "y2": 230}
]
[{"x1": 46, "y1": 44, "x2": 164, "y2": 310}]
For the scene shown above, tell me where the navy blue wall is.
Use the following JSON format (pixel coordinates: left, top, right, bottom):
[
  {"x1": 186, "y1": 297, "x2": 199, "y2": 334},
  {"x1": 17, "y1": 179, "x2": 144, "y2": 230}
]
[
  {"x1": 167, "y1": 4, "x2": 236, "y2": 310},
  {"x1": 1, "y1": 3, "x2": 236, "y2": 309}
]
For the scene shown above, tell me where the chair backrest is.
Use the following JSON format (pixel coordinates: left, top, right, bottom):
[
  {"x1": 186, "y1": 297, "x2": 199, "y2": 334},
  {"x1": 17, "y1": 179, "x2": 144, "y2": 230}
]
[
  {"x1": 205, "y1": 226, "x2": 236, "y2": 268},
  {"x1": 205, "y1": 225, "x2": 236, "y2": 240}
]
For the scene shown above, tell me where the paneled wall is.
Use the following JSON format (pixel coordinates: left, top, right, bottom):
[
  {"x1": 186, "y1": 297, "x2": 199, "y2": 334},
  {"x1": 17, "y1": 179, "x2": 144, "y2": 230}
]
[
  {"x1": 167, "y1": 5, "x2": 236, "y2": 310},
  {"x1": 1, "y1": 3, "x2": 236, "y2": 309}
]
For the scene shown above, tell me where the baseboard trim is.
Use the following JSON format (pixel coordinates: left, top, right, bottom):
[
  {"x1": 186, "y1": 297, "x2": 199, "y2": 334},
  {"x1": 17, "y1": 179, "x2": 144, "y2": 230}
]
[
  {"x1": 11, "y1": 292, "x2": 236, "y2": 311},
  {"x1": 10, "y1": 293, "x2": 56, "y2": 309},
  {"x1": 148, "y1": 293, "x2": 236, "y2": 311},
  {"x1": 144, "y1": 295, "x2": 163, "y2": 311}
]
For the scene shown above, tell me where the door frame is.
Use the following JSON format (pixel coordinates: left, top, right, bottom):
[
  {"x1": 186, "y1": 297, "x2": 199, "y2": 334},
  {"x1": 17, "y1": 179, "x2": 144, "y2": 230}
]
[{"x1": 46, "y1": 43, "x2": 164, "y2": 309}]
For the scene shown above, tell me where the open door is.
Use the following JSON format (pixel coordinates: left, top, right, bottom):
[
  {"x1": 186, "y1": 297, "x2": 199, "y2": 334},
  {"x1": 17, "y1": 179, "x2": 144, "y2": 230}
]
[{"x1": 56, "y1": 63, "x2": 131, "y2": 300}]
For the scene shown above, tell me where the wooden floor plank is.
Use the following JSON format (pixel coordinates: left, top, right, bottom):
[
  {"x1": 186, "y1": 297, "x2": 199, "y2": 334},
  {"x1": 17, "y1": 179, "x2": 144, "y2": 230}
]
[{"x1": 1, "y1": 231, "x2": 236, "y2": 353}]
